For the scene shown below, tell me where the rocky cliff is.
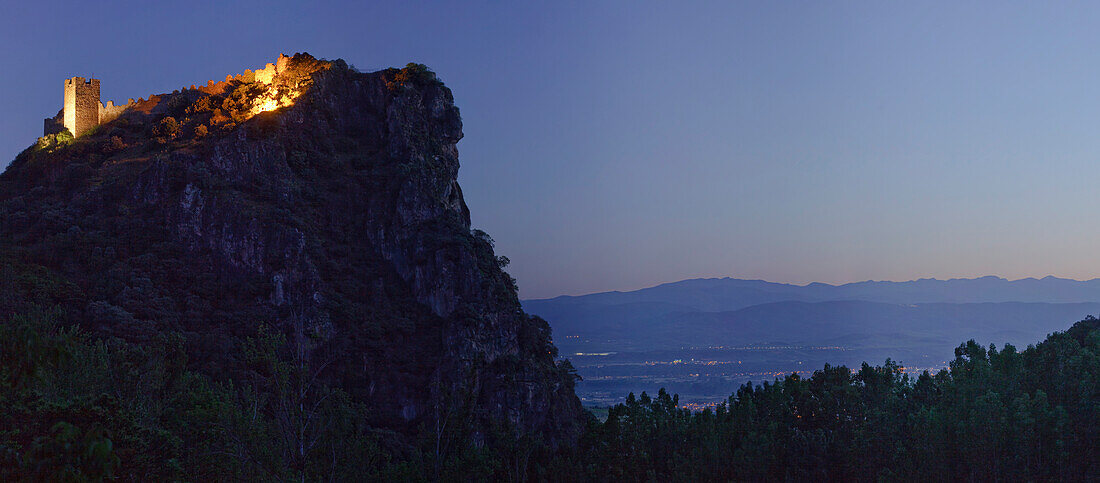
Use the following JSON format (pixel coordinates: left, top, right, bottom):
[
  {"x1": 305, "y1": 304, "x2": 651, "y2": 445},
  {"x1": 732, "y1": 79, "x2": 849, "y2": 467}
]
[{"x1": 0, "y1": 54, "x2": 581, "y2": 445}]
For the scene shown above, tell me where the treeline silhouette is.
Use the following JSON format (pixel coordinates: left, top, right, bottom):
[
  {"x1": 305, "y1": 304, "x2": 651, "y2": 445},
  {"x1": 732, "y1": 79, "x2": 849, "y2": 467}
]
[
  {"x1": 3, "y1": 306, "x2": 1099, "y2": 480},
  {"x1": 579, "y1": 316, "x2": 1100, "y2": 481}
]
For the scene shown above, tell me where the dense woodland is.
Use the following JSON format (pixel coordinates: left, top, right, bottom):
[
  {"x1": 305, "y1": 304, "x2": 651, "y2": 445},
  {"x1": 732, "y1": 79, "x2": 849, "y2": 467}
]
[
  {"x1": 4, "y1": 282, "x2": 1100, "y2": 481},
  {"x1": 582, "y1": 317, "x2": 1100, "y2": 481}
]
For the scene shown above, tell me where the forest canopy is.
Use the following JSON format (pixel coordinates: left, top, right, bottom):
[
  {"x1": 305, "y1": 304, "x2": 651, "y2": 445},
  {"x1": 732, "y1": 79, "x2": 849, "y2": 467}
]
[{"x1": 3, "y1": 281, "x2": 1100, "y2": 481}]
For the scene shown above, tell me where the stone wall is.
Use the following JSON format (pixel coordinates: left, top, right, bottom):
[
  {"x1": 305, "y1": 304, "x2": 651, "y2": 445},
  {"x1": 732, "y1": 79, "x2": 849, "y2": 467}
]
[
  {"x1": 43, "y1": 111, "x2": 64, "y2": 136},
  {"x1": 99, "y1": 99, "x2": 135, "y2": 125},
  {"x1": 197, "y1": 53, "x2": 292, "y2": 95}
]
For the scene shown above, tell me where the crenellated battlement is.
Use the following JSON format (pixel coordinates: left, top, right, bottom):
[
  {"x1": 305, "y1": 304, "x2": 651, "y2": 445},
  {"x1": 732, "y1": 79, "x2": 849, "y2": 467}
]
[{"x1": 65, "y1": 77, "x2": 98, "y2": 87}]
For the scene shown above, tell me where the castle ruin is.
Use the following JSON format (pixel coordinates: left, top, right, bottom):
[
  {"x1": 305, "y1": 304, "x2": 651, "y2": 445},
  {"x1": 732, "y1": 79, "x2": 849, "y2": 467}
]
[
  {"x1": 44, "y1": 77, "x2": 134, "y2": 137},
  {"x1": 44, "y1": 54, "x2": 301, "y2": 138}
]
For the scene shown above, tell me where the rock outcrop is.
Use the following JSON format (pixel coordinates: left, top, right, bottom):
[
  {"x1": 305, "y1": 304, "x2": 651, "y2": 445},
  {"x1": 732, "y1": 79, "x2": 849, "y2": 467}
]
[{"x1": 0, "y1": 54, "x2": 582, "y2": 444}]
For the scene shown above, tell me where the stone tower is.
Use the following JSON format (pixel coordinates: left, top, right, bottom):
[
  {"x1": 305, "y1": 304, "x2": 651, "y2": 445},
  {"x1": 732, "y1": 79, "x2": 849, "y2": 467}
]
[{"x1": 63, "y1": 77, "x2": 101, "y2": 137}]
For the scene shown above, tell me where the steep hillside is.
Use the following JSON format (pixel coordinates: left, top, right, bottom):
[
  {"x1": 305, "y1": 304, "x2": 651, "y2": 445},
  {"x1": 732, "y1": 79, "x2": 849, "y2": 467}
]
[{"x1": 0, "y1": 54, "x2": 581, "y2": 449}]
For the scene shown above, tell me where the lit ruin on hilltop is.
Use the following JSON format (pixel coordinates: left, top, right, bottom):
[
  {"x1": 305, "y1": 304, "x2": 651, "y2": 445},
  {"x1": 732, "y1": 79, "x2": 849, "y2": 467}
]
[
  {"x1": 44, "y1": 54, "x2": 310, "y2": 138},
  {"x1": 42, "y1": 77, "x2": 131, "y2": 137}
]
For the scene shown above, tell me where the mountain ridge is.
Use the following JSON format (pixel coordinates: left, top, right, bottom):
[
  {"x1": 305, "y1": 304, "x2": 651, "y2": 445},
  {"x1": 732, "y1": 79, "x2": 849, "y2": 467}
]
[{"x1": 526, "y1": 275, "x2": 1100, "y2": 311}]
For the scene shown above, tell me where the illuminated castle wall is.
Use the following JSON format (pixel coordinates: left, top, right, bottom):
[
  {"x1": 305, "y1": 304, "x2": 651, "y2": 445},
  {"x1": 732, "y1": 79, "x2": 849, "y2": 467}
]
[
  {"x1": 43, "y1": 54, "x2": 296, "y2": 137},
  {"x1": 45, "y1": 77, "x2": 136, "y2": 137}
]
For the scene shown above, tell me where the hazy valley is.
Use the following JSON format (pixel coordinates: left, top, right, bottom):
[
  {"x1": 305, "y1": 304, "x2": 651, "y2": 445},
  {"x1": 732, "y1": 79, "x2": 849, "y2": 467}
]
[{"x1": 526, "y1": 277, "x2": 1100, "y2": 406}]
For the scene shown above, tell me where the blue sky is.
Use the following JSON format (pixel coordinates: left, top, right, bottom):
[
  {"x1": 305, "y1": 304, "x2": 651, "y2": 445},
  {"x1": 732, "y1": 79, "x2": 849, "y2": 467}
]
[{"x1": 5, "y1": 1, "x2": 1100, "y2": 298}]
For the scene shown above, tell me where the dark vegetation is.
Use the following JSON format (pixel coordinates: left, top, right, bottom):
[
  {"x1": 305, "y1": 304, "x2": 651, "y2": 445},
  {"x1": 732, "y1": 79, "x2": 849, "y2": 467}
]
[
  {"x1": 582, "y1": 317, "x2": 1100, "y2": 481},
  {"x1": 385, "y1": 63, "x2": 442, "y2": 92},
  {"x1": 0, "y1": 245, "x2": 573, "y2": 480},
  {"x1": 5, "y1": 278, "x2": 1100, "y2": 480},
  {"x1": 0, "y1": 302, "x2": 558, "y2": 480}
]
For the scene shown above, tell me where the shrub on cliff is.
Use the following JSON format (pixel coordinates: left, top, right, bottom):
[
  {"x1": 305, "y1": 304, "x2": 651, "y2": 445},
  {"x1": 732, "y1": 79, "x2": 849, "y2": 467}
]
[
  {"x1": 100, "y1": 136, "x2": 126, "y2": 155},
  {"x1": 187, "y1": 95, "x2": 222, "y2": 115},
  {"x1": 31, "y1": 131, "x2": 74, "y2": 154},
  {"x1": 386, "y1": 63, "x2": 442, "y2": 91},
  {"x1": 153, "y1": 117, "x2": 180, "y2": 139}
]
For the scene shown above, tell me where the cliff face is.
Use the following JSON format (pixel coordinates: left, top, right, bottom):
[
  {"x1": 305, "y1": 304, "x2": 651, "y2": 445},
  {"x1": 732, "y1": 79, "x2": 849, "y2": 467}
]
[{"x1": 0, "y1": 55, "x2": 581, "y2": 442}]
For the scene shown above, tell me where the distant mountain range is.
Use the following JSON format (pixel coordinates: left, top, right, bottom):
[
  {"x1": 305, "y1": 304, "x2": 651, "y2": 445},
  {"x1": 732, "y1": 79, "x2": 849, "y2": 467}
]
[
  {"x1": 524, "y1": 277, "x2": 1100, "y2": 353},
  {"x1": 528, "y1": 276, "x2": 1100, "y2": 311}
]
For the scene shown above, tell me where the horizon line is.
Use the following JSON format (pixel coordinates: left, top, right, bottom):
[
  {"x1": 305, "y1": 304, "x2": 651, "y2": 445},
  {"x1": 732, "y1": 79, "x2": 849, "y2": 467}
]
[{"x1": 523, "y1": 274, "x2": 1100, "y2": 301}]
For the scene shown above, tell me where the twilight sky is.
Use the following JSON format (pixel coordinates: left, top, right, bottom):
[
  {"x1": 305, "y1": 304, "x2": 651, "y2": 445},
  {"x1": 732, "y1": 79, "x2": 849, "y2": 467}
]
[{"x1": 5, "y1": 1, "x2": 1100, "y2": 298}]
